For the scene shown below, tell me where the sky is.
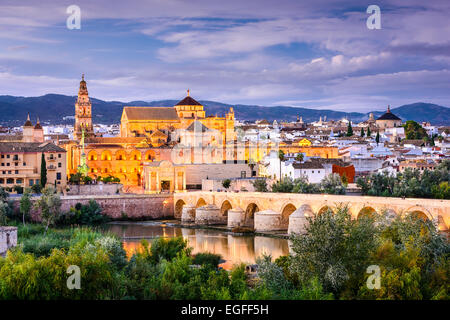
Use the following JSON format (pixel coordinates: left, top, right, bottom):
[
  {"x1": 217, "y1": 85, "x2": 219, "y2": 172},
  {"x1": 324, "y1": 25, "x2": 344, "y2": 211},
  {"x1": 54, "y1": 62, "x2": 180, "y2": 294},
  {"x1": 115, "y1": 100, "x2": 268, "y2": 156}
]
[{"x1": 0, "y1": 0, "x2": 450, "y2": 112}]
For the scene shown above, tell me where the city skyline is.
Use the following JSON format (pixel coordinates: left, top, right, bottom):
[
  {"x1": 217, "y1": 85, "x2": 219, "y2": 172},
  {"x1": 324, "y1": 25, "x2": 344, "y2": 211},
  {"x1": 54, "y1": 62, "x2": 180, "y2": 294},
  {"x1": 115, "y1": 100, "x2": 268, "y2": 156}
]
[{"x1": 1, "y1": 0, "x2": 450, "y2": 112}]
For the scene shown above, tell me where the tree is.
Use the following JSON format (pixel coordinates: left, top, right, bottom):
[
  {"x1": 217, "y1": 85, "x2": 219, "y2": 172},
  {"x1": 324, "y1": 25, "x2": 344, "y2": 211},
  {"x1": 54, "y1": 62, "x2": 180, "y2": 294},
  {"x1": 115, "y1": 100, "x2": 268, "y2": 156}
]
[
  {"x1": 360, "y1": 127, "x2": 365, "y2": 137},
  {"x1": 367, "y1": 127, "x2": 371, "y2": 137},
  {"x1": 320, "y1": 173, "x2": 346, "y2": 195},
  {"x1": 40, "y1": 153, "x2": 47, "y2": 188},
  {"x1": 20, "y1": 188, "x2": 32, "y2": 226},
  {"x1": 278, "y1": 150, "x2": 285, "y2": 180},
  {"x1": 222, "y1": 179, "x2": 231, "y2": 190},
  {"x1": 251, "y1": 178, "x2": 268, "y2": 192},
  {"x1": 295, "y1": 153, "x2": 304, "y2": 162},
  {"x1": 403, "y1": 120, "x2": 428, "y2": 140},
  {"x1": 271, "y1": 177, "x2": 294, "y2": 193},
  {"x1": 289, "y1": 205, "x2": 377, "y2": 295},
  {"x1": 35, "y1": 186, "x2": 61, "y2": 235},
  {"x1": 346, "y1": 121, "x2": 353, "y2": 137},
  {"x1": 375, "y1": 131, "x2": 380, "y2": 145}
]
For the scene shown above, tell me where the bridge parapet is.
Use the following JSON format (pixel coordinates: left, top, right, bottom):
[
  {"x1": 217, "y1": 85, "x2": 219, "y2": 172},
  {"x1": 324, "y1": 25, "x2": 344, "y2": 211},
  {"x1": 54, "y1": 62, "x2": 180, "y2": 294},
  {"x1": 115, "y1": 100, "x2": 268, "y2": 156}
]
[{"x1": 174, "y1": 191, "x2": 450, "y2": 232}]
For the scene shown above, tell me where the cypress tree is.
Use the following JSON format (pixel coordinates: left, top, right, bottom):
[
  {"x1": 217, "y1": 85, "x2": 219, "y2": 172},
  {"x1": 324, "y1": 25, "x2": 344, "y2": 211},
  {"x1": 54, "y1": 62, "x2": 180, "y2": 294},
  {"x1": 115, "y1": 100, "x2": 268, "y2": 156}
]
[
  {"x1": 367, "y1": 127, "x2": 371, "y2": 137},
  {"x1": 346, "y1": 121, "x2": 353, "y2": 136},
  {"x1": 360, "y1": 127, "x2": 365, "y2": 137},
  {"x1": 40, "y1": 153, "x2": 47, "y2": 188},
  {"x1": 376, "y1": 131, "x2": 380, "y2": 145}
]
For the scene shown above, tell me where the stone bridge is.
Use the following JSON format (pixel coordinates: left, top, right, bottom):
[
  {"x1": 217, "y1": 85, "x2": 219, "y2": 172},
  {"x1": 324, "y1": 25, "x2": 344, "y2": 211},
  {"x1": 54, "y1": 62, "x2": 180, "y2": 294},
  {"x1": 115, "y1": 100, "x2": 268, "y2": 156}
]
[{"x1": 174, "y1": 192, "x2": 450, "y2": 234}]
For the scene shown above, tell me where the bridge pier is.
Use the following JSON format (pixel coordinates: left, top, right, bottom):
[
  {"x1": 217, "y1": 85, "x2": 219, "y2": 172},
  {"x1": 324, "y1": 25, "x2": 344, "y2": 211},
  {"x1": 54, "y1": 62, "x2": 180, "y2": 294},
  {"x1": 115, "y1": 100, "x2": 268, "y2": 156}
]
[
  {"x1": 227, "y1": 208, "x2": 245, "y2": 228},
  {"x1": 195, "y1": 204, "x2": 224, "y2": 225},
  {"x1": 288, "y1": 205, "x2": 314, "y2": 235},
  {"x1": 254, "y1": 210, "x2": 285, "y2": 232},
  {"x1": 181, "y1": 204, "x2": 196, "y2": 223}
]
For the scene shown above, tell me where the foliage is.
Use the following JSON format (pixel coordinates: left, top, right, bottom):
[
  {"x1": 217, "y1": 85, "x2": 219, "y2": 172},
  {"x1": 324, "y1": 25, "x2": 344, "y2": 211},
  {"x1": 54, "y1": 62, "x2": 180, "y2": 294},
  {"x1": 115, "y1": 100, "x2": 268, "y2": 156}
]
[
  {"x1": 19, "y1": 188, "x2": 33, "y2": 226},
  {"x1": 289, "y1": 205, "x2": 378, "y2": 296},
  {"x1": 357, "y1": 161, "x2": 450, "y2": 199},
  {"x1": 271, "y1": 177, "x2": 294, "y2": 193},
  {"x1": 367, "y1": 126, "x2": 371, "y2": 137},
  {"x1": 346, "y1": 121, "x2": 353, "y2": 136},
  {"x1": 57, "y1": 199, "x2": 109, "y2": 226},
  {"x1": 403, "y1": 120, "x2": 428, "y2": 140},
  {"x1": 320, "y1": 173, "x2": 346, "y2": 194},
  {"x1": 35, "y1": 186, "x2": 62, "y2": 234},
  {"x1": 376, "y1": 131, "x2": 380, "y2": 144},
  {"x1": 40, "y1": 153, "x2": 47, "y2": 188},
  {"x1": 222, "y1": 179, "x2": 231, "y2": 190},
  {"x1": 192, "y1": 252, "x2": 222, "y2": 268},
  {"x1": 252, "y1": 178, "x2": 268, "y2": 192},
  {"x1": 13, "y1": 185, "x2": 23, "y2": 194},
  {"x1": 69, "y1": 172, "x2": 82, "y2": 185},
  {"x1": 295, "y1": 153, "x2": 304, "y2": 162},
  {"x1": 360, "y1": 127, "x2": 365, "y2": 137},
  {"x1": 100, "y1": 175, "x2": 121, "y2": 184},
  {"x1": 31, "y1": 184, "x2": 41, "y2": 194}
]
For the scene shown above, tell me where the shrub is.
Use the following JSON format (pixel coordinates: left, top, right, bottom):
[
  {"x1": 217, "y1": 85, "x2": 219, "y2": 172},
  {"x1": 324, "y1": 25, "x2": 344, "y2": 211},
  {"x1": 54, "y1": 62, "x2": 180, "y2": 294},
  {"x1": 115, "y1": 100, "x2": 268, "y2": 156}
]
[{"x1": 192, "y1": 252, "x2": 222, "y2": 268}]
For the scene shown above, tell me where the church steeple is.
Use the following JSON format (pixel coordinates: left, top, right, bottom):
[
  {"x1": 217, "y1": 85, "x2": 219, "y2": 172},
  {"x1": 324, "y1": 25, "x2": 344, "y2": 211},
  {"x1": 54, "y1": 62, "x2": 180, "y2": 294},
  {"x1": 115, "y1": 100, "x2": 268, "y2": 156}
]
[
  {"x1": 23, "y1": 113, "x2": 33, "y2": 127},
  {"x1": 387, "y1": 105, "x2": 391, "y2": 113}
]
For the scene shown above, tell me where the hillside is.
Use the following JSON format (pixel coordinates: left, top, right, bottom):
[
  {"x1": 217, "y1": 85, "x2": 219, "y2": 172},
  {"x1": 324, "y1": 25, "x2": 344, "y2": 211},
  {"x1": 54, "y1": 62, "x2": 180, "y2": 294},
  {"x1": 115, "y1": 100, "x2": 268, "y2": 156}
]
[{"x1": 0, "y1": 94, "x2": 448, "y2": 126}]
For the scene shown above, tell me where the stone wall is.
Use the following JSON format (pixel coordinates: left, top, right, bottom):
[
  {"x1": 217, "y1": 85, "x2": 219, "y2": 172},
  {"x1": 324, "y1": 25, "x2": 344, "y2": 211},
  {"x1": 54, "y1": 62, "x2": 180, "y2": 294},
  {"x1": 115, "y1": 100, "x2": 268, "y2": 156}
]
[
  {"x1": 0, "y1": 227, "x2": 17, "y2": 256},
  {"x1": 66, "y1": 184, "x2": 123, "y2": 196},
  {"x1": 11, "y1": 194, "x2": 174, "y2": 221},
  {"x1": 184, "y1": 163, "x2": 253, "y2": 186}
]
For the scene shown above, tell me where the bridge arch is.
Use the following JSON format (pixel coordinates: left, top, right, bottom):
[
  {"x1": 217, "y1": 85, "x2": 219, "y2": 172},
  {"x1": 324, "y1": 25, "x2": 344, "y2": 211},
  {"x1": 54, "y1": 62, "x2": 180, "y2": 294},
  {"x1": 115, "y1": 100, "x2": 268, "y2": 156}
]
[
  {"x1": 175, "y1": 199, "x2": 185, "y2": 218},
  {"x1": 281, "y1": 203, "x2": 297, "y2": 226},
  {"x1": 318, "y1": 205, "x2": 333, "y2": 215},
  {"x1": 357, "y1": 206, "x2": 377, "y2": 220},
  {"x1": 244, "y1": 203, "x2": 259, "y2": 228},
  {"x1": 220, "y1": 200, "x2": 232, "y2": 216},
  {"x1": 196, "y1": 198, "x2": 207, "y2": 208},
  {"x1": 406, "y1": 206, "x2": 433, "y2": 221}
]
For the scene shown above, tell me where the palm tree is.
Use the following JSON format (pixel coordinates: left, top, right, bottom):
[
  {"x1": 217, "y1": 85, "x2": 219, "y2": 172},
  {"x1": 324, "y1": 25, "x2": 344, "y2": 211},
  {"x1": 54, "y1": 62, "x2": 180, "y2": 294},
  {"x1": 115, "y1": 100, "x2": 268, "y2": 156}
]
[{"x1": 278, "y1": 150, "x2": 285, "y2": 181}]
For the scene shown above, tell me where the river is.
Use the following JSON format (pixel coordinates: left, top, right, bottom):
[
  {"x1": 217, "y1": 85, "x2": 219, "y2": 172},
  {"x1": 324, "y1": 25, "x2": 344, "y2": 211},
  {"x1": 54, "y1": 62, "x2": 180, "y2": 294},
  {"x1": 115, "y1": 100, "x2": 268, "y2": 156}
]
[{"x1": 104, "y1": 221, "x2": 290, "y2": 269}]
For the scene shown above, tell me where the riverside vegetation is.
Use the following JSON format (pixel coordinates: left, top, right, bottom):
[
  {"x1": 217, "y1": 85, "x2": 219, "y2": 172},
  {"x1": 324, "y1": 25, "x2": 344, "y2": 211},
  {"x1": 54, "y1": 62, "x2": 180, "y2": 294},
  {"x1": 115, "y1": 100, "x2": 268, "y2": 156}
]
[{"x1": 0, "y1": 185, "x2": 448, "y2": 299}]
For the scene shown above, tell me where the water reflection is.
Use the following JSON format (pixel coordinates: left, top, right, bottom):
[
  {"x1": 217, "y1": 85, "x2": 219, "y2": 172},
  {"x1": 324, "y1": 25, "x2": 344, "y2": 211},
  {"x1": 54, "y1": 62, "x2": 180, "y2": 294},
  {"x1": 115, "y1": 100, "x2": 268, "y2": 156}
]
[{"x1": 105, "y1": 222, "x2": 289, "y2": 269}]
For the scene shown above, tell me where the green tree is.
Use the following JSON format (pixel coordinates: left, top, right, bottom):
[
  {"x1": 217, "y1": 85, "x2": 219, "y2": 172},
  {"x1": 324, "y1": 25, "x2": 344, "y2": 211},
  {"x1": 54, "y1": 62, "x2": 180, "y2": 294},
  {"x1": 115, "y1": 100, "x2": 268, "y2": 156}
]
[
  {"x1": 19, "y1": 188, "x2": 33, "y2": 226},
  {"x1": 360, "y1": 127, "x2": 365, "y2": 137},
  {"x1": 376, "y1": 131, "x2": 380, "y2": 145},
  {"x1": 403, "y1": 120, "x2": 428, "y2": 140},
  {"x1": 40, "y1": 153, "x2": 47, "y2": 188},
  {"x1": 222, "y1": 179, "x2": 231, "y2": 190},
  {"x1": 320, "y1": 173, "x2": 346, "y2": 195},
  {"x1": 271, "y1": 177, "x2": 294, "y2": 193},
  {"x1": 295, "y1": 153, "x2": 304, "y2": 162},
  {"x1": 278, "y1": 150, "x2": 285, "y2": 180},
  {"x1": 251, "y1": 178, "x2": 268, "y2": 192},
  {"x1": 346, "y1": 121, "x2": 353, "y2": 137},
  {"x1": 289, "y1": 205, "x2": 377, "y2": 296},
  {"x1": 35, "y1": 186, "x2": 61, "y2": 235}
]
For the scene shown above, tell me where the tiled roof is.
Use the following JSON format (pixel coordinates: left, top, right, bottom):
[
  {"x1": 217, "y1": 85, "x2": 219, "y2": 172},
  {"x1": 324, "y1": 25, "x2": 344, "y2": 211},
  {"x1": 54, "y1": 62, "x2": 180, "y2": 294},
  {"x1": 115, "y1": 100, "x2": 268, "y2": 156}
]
[
  {"x1": 123, "y1": 107, "x2": 179, "y2": 121},
  {"x1": 186, "y1": 121, "x2": 211, "y2": 132},
  {"x1": 0, "y1": 142, "x2": 66, "y2": 153},
  {"x1": 377, "y1": 111, "x2": 401, "y2": 121},
  {"x1": 175, "y1": 96, "x2": 202, "y2": 106},
  {"x1": 293, "y1": 162, "x2": 324, "y2": 169}
]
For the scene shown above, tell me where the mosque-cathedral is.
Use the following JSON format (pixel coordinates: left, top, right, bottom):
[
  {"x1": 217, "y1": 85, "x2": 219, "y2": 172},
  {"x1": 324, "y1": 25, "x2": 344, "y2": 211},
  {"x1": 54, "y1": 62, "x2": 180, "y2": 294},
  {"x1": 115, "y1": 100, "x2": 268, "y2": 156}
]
[
  {"x1": 62, "y1": 75, "x2": 337, "y2": 191},
  {"x1": 63, "y1": 76, "x2": 238, "y2": 189}
]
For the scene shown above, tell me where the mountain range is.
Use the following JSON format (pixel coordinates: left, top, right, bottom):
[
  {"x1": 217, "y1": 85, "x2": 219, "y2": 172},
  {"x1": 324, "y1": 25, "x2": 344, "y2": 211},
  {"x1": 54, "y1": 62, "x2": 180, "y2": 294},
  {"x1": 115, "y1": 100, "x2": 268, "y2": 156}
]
[{"x1": 0, "y1": 94, "x2": 449, "y2": 126}]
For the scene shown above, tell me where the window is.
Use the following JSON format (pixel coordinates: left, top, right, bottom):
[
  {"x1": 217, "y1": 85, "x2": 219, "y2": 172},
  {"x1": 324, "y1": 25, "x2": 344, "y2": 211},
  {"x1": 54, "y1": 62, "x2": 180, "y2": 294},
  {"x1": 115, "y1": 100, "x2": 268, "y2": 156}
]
[
  {"x1": 56, "y1": 172, "x2": 61, "y2": 180},
  {"x1": 6, "y1": 155, "x2": 10, "y2": 158},
  {"x1": 15, "y1": 170, "x2": 18, "y2": 174},
  {"x1": 0, "y1": 178, "x2": 4, "y2": 184},
  {"x1": 6, "y1": 163, "x2": 9, "y2": 166},
  {"x1": 1, "y1": 155, "x2": 4, "y2": 158},
  {"x1": 58, "y1": 162, "x2": 62, "y2": 168},
  {"x1": 13, "y1": 155, "x2": 18, "y2": 161},
  {"x1": 6, "y1": 178, "x2": 13, "y2": 184},
  {"x1": 23, "y1": 162, "x2": 26, "y2": 166},
  {"x1": 58, "y1": 154, "x2": 61, "y2": 158},
  {"x1": 29, "y1": 180, "x2": 34, "y2": 186},
  {"x1": 16, "y1": 179, "x2": 22, "y2": 184}
]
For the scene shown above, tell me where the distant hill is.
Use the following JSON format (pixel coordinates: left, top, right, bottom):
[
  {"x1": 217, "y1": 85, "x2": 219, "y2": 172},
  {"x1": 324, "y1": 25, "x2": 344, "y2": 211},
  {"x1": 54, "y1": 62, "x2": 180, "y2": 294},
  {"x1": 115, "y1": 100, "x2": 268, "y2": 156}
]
[{"x1": 0, "y1": 94, "x2": 448, "y2": 126}]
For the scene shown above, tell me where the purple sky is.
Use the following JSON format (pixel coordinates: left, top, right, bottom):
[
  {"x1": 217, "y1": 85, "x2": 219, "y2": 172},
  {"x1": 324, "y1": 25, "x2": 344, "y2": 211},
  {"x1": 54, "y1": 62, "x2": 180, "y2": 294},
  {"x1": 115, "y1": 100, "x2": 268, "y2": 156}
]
[{"x1": 0, "y1": 0, "x2": 450, "y2": 111}]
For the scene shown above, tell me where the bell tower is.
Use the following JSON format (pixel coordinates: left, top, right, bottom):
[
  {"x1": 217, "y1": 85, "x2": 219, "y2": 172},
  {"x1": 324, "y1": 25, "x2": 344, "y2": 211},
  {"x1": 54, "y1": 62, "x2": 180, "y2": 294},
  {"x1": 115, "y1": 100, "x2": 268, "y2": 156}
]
[{"x1": 74, "y1": 74, "x2": 94, "y2": 140}]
